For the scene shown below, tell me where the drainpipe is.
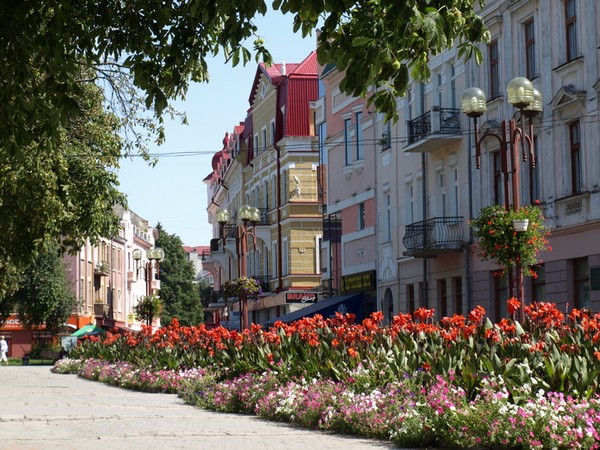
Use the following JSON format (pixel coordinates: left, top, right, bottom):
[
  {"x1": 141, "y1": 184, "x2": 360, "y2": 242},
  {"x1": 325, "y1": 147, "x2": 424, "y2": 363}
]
[
  {"x1": 422, "y1": 152, "x2": 428, "y2": 308},
  {"x1": 274, "y1": 143, "x2": 283, "y2": 290}
]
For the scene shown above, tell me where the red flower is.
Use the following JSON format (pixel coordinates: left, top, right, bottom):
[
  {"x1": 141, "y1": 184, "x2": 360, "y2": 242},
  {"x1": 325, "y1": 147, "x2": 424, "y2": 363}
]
[
  {"x1": 413, "y1": 307, "x2": 435, "y2": 322},
  {"x1": 468, "y1": 305, "x2": 486, "y2": 324},
  {"x1": 507, "y1": 297, "x2": 521, "y2": 316}
]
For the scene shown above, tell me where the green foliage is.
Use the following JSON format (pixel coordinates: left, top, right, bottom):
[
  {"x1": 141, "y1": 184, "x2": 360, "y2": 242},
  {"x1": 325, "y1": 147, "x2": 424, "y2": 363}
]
[
  {"x1": 0, "y1": 246, "x2": 78, "y2": 334},
  {"x1": 470, "y1": 204, "x2": 551, "y2": 274},
  {"x1": 155, "y1": 225, "x2": 204, "y2": 326},
  {"x1": 134, "y1": 295, "x2": 163, "y2": 327},
  {"x1": 0, "y1": 76, "x2": 126, "y2": 299},
  {"x1": 1, "y1": 0, "x2": 489, "y2": 298},
  {"x1": 289, "y1": 0, "x2": 490, "y2": 123}
]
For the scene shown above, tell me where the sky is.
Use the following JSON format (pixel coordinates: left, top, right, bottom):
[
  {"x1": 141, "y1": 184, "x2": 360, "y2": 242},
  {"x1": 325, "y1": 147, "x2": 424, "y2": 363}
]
[{"x1": 117, "y1": 12, "x2": 317, "y2": 246}]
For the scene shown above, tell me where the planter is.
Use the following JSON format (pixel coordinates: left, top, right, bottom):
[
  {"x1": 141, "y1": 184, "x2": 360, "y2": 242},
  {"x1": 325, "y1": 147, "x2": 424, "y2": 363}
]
[{"x1": 512, "y1": 219, "x2": 530, "y2": 232}]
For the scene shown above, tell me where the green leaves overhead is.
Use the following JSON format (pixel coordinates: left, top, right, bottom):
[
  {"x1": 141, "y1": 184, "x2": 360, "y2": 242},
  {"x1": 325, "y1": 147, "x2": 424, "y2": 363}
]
[
  {"x1": 301, "y1": 0, "x2": 489, "y2": 122},
  {"x1": 0, "y1": 0, "x2": 489, "y2": 298}
]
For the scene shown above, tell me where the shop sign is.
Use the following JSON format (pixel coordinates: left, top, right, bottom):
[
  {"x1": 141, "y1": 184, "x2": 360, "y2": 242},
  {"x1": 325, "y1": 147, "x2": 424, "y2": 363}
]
[
  {"x1": 0, "y1": 315, "x2": 46, "y2": 331},
  {"x1": 341, "y1": 270, "x2": 376, "y2": 293},
  {"x1": 33, "y1": 331, "x2": 52, "y2": 339},
  {"x1": 285, "y1": 292, "x2": 318, "y2": 304}
]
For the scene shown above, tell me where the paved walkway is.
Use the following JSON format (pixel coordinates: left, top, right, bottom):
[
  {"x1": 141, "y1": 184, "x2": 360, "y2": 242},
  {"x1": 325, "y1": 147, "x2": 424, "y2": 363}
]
[{"x1": 0, "y1": 366, "x2": 398, "y2": 450}]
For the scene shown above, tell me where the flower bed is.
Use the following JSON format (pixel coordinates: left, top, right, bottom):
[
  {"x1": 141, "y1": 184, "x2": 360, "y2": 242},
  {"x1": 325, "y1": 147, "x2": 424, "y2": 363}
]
[
  {"x1": 57, "y1": 301, "x2": 600, "y2": 448},
  {"x1": 53, "y1": 357, "x2": 600, "y2": 449}
]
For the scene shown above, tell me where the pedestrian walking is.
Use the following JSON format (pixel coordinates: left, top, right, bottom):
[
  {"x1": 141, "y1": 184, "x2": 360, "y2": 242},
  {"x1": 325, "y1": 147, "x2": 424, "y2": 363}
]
[{"x1": 0, "y1": 336, "x2": 8, "y2": 365}]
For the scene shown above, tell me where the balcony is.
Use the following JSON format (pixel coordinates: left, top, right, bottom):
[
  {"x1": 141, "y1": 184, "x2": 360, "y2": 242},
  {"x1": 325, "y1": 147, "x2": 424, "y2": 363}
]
[
  {"x1": 404, "y1": 107, "x2": 462, "y2": 153},
  {"x1": 255, "y1": 207, "x2": 270, "y2": 225},
  {"x1": 94, "y1": 261, "x2": 109, "y2": 276},
  {"x1": 94, "y1": 303, "x2": 109, "y2": 317},
  {"x1": 403, "y1": 216, "x2": 465, "y2": 257}
]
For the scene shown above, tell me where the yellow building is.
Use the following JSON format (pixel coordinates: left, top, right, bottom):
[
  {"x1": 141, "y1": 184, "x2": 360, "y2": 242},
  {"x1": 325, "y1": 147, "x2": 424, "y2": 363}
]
[{"x1": 204, "y1": 52, "x2": 323, "y2": 327}]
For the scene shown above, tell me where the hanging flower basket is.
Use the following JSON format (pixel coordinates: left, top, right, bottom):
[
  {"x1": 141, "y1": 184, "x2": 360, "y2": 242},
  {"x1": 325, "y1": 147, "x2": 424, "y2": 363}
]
[
  {"x1": 470, "y1": 204, "x2": 551, "y2": 275},
  {"x1": 222, "y1": 276, "x2": 262, "y2": 301}
]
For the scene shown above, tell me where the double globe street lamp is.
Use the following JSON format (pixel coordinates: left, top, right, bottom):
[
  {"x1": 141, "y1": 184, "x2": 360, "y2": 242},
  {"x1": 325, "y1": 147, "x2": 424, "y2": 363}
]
[
  {"x1": 132, "y1": 247, "x2": 165, "y2": 297},
  {"x1": 462, "y1": 77, "x2": 543, "y2": 321},
  {"x1": 217, "y1": 205, "x2": 261, "y2": 330}
]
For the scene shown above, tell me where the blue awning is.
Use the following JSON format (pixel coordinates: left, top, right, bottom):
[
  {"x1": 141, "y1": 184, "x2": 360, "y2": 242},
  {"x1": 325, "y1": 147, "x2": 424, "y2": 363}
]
[{"x1": 267, "y1": 293, "x2": 365, "y2": 326}]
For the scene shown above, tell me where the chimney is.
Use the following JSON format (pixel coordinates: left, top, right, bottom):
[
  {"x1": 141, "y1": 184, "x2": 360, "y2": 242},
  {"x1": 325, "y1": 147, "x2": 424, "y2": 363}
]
[{"x1": 281, "y1": 62, "x2": 286, "y2": 75}]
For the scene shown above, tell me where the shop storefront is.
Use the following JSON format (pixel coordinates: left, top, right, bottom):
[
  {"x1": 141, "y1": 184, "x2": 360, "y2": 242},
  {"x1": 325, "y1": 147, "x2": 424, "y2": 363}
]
[{"x1": 0, "y1": 315, "x2": 48, "y2": 358}]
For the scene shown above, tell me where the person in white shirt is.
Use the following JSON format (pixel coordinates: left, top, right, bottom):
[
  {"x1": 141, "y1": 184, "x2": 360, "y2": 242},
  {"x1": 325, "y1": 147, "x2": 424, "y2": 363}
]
[{"x1": 0, "y1": 336, "x2": 8, "y2": 365}]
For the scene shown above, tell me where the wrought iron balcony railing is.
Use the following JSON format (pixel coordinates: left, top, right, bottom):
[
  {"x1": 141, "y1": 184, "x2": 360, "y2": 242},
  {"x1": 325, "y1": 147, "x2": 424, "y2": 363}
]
[
  {"x1": 405, "y1": 107, "x2": 462, "y2": 151},
  {"x1": 403, "y1": 216, "x2": 465, "y2": 257}
]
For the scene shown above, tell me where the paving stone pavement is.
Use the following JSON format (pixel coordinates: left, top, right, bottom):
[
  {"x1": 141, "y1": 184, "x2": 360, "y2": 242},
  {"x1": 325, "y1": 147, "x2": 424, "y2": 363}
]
[{"x1": 0, "y1": 366, "x2": 400, "y2": 450}]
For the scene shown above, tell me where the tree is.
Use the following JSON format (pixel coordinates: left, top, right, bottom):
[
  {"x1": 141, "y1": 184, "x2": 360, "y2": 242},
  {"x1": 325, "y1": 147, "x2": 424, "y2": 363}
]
[
  {"x1": 133, "y1": 295, "x2": 163, "y2": 327},
  {"x1": 0, "y1": 247, "x2": 78, "y2": 335},
  {"x1": 155, "y1": 225, "x2": 204, "y2": 326},
  {"x1": 1, "y1": 0, "x2": 489, "y2": 296},
  {"x1": 0, "y1": 77, "x2": 127, "y2": 299}
]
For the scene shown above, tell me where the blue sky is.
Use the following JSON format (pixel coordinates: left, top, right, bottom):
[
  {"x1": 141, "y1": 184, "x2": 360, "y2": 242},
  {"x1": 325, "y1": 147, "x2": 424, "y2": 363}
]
[{"x1": 118, "y1": 12, "x2": 316, "y2": 246}]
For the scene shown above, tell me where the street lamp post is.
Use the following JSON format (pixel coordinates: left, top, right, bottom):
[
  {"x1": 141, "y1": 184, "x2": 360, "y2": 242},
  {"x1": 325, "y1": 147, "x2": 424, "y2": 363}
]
[
  {"x1": 462, "y1": 77, "x2": 542, "y2": 321},
  {"x1": 132, "y1": 247, "x2": 165, "y2": 297},
  {"x1": 217, "y1": 205, "x2": 260, "y2": 330}
]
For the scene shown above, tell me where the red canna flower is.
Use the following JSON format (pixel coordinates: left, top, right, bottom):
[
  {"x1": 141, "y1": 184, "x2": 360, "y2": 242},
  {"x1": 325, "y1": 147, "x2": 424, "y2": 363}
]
[{"x1": 507, "y1": 297, "x2": 521, "y2": 316}]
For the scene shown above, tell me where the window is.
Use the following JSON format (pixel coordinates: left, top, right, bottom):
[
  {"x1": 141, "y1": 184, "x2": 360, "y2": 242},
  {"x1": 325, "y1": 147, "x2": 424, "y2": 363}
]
[
  {"x1": 282, "y1": 170, "x2": 288, "y2": 203},
  {"x1": 450, "y1": 64, "x2": 457, "y2": 108},
  {"x1": 344, "y1": 118, "x2": 352, "y2": 165},
  {"x1": 270, "y1": 120, "x2": 276, "y2": 145},
  {"x1": 315, "y1": 236, "x2": 322, "y2": 274},
  {"x1": 493, "y1": 272, "x2": 508, "y2": 320},
  {"x1": 488, "y1": 40, "x2": 500, "y2": 98},
  {"x1": 531, "y1": 265, "x2": 545, "y2": 303},
  {"x1": 565, "y1": 0, "x2": 577, "y2": 62},
  {"x1": 524, "y1": 19, "x2": 536, "y2": 79},
  {"x1": 272, "y1": 242, "x2": 278, "y2": 278},
  {"x1": 407, "y1": 88, "x2": 414, "y2": 121},
  {"x1": 436, "y1": 71, "x2": 443, "y2": 106},
  {"x1": 492, "y1": 151, "x2": 504, "y2": 206},
  {"x1": 406, "y1": 184, "x2": 414, "y2": 224},
  {"x1": 573, "y1": 258, "x2": 589, "y2": 309},
  {"x1": 437, "y1": 171, "x2": 447, "y2": 216},
  {"x1": 438, "y1": 278, "x2": 448, "y2": 318},
  {"x1": 381, "y1": 121, "x2": 391, "y2": 150},
  {"x1": 355, "y1": 111, "x2": 364, "y2": 160},
  {"x1": 452, "y1": 276, "x2": 463, "y2": 316},
  {"x1": 262, "y1": 128, "x2": 267, "y2": 152},
  {"x1": 384, "y1": 194, "x2": 391, "y2": 242},
  {"x1": 358, "y1": 202, "x2": 366, "y2": 230},
  {"x1": 452, "y1": 167, "x2": 459, "y2": 215},
  {"x1": 527, "y1": 136, "x2": 540, "y2": 204},
  {"x1": 569, "y1": 121, "x2": 582, "y2": 194},
  {"x1": 318, "y1": 122, "x2": 327, "y2": 165},
  {"x1": 253, "y1": 134, "x2": 259, "y2": 155},
  {"x1": 282, "y1": 238, "x2": 289, "y2": 276}
]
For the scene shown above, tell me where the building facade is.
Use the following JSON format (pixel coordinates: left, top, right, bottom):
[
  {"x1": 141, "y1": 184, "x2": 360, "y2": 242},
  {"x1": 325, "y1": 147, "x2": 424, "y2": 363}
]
[
  {"x1": 465, "y1": 0, "x2": 600, "y2": 318},
  {"x1": 204, "y1": 52, "x2": 323, "y2": 327},
  {"x1": 202, "y1": 0, "x2": 600, "y2": 326},
  {"x1": 63, "y1": 206, "x2": 162, "y2": 332}
]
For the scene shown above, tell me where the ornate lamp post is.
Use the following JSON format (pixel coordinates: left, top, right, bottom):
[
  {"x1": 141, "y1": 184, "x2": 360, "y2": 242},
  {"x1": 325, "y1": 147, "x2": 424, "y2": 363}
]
[
  {"x1": 217, "y1": 205, "x2": 260, "y2": 330},
  {"x1": 132, "y1": 247, "x2": 165, "y2": 297},
  {"x1": 462, "y1": 77, "x2": 542, "y2": 321}
]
